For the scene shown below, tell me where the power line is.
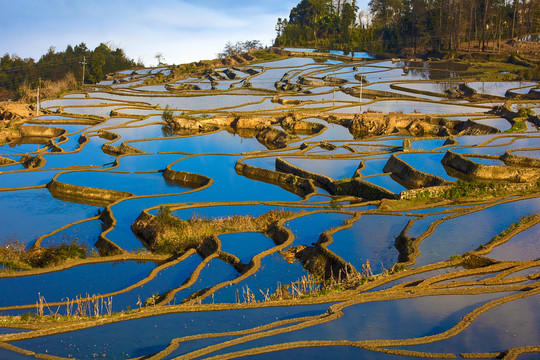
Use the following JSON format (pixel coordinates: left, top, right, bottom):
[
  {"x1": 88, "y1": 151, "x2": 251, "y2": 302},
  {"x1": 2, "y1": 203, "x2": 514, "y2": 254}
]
[{"x1": 0, "y1": 58, "x2": 82, "y2": 74}]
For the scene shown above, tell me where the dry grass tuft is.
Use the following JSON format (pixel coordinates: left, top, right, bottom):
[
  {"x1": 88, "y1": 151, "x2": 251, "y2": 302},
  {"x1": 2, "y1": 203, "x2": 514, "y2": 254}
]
[{"x1": 16, "y1": 73, "x2": 78, "y2": 102}]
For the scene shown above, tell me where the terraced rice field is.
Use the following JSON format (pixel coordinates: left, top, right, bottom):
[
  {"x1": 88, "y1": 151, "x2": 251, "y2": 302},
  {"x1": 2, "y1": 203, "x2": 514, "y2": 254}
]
[{"x1": 0, "y1": 51, "x2": 539, "y2": 359}]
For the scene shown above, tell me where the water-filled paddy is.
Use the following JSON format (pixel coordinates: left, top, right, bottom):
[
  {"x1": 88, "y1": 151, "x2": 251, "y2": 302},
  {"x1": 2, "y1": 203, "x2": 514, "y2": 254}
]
[
  {"x1": 488, "y1": 223, "x2": 540, "y2": 261},
  {"x1": 357, "y1": 157, "x2": 392, "y2": 176},
  {"x1": 14, "y1": 304, "x2": 331, "y2": 359},
  {"x1": 415, "y1": 198, "x2": 540, "y2": 266},
  {"x1": 285, "y1": 212, "x2": 352, "y2": 246},
  {"x1": 206, "y1": 252, "x2": 312, "y2": 304},
  {"x1": 473, "y1": 117, "x2": 512, "y2": 132},
  {"x1": 131, "y1": 130, "x2": 266, "y2": 154},
  {"x1": 208, "y1": 292, "x2": 508, "y2": 358},
  {"x1": 56, "y1": 170, "x2": 190, "y2": 196},
  {"x1": 0, "y1": 261, "x2": 157, "y2": 308},
  {"x1": 0, "y1": 188, "x2": 97, "y2": 244},
  {"x1": 40, "y1": 219, "x2": 103, "y2": 251},
  {"x1": 513, "y1": 149, "x2": 540, "y2": 159},
  {"x1": 395, "y1": 293, "x2": 540, "y2": 355},
  {"x1": 219, "y1": 232, "x2": 276, "y2": 264},
  {"x1": 359, "y1": 100, "x2": 489, "y2": 114},
  {"x1": 453, "y1": 136, "x2": 540, "y2": 156},
  {"x1": 285, "y1": 158, "x2": 361, "y2": 179},
  {"x1": 172, "y1": 257, "x2": 240, "y2": 303},
  {"x1": 329, "y1": 214, "x2": 409, "y2": 273},
  {"x1": 362, "y1": 174, "x2": 408, "y2": 193},
  {"x1": 467, "y1": 81, "x2": 537, "y2": 97},
  {"x1": 110, "y1": 254, "x2": 202, "y2": 311},
  {"x1": 395, "y1": 152, "x2": 456, "y2": 181}
]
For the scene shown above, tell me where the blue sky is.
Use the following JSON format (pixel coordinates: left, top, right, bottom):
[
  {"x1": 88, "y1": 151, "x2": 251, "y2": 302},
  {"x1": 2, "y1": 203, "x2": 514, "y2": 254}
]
[{"x1": 1, "y1": 0, "x2": 370, "y2": 66}]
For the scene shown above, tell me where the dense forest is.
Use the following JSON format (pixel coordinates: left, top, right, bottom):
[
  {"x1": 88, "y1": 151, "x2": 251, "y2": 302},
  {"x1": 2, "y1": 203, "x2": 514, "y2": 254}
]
[
  {"x1": 0, "y1": 43, "x2": 138, "y2": 101},
  {"x1": 275, "y1": 0, "x2": 539, "y2": 54}
]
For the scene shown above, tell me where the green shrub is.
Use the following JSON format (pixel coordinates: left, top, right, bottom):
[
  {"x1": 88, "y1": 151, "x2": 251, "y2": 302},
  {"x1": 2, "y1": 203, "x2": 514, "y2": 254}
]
[{"x1": 516, "y1": 107, "x2": 533, "y2": 118}]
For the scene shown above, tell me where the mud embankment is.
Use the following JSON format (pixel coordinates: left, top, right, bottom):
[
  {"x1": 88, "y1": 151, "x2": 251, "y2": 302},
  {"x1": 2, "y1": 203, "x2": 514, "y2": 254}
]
[
  {"x1": 19, "y1": 125, "x2": 65, "y2": 138},
  {"x1": 502, "y1": 149, "x2": 540, "y2": 168},
  {"x1": 275, "y1": 157, "x2": 335, "y2": 193},
  {"x1": 383, "y1": 154, "x2": 450, "y2": 188},
  {"x1": 274, "y1": 157, "x2": 398, "y2": 200},
  {"x1": 328, "y1": 113, "x2": 496, "y2": 138},
  {"x1": 334, "y1": 177, "x2": 399, "y2": 200},
  {"x1": 0, "y1": 156, "x2": 17, "y2": 166},
  {"x1": 235, "y1": 161, "x2": 317, "y2": 198},
  {"x1": 166, "y1": 114, "x2": 322, "y2": 150},
  {"x1": 442, "y1": 151, "x2": 540, "y2": 183},
  {"x1": 162, "y1": 168, "x2": 212, "y2": 189},
  {"x1": 47, "y1": 178, "x2": 133, "y2": 206}
]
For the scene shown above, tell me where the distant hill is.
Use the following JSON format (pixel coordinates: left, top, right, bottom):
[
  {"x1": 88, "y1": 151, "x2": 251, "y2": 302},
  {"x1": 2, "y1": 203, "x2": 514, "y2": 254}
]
[{"x1": 0, "y1": 42, "x2": 139, "y2": 101}]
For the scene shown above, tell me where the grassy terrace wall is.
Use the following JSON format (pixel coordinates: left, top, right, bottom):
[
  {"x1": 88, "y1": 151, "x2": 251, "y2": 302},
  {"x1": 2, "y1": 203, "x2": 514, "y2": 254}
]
[
  {"x1": 162, "y1": 168, "x2": 212, "y2": 189},
  {"x1": 47, "y1": 178, "x2": 133, "y2": 206},
  {"x1": 97, "y1": 129, "x2": 118, "y2": 141},
  {"x1": 97, "y1": 207, "x2": 126, "y2": 255},
  {"x1": 390, "y1": 83, "x2": 450, "y2": 98},
  {"x1": 399, "y1": 182, "x2": 535, "y2": 199},
  {"x1": 0, "y1": 156, "x2": 17, "y2": 165},
  {"x1": 130, "y1": 210, "x2": 159, "y2": 250},
  {"x1": 502, "y1": 148, "x2": 540, "y2": 168},
  {"x1": 295, "y1": 231, "x2": 359, "y2": 281},
  {"x1": 454, "y1": 119, "x2": 499, "y2": 134},
  {"x1": 275, "y1": 157, "x2": 402, "y2": 200},
  {"x1": 383, "y1": 154, "x2": 450, "y2": 188},
  {"x1": 234, "y1": 161, "x2": 316, "y2": 197},
  {"x1": 442, "y1": 151, "x2": 539, "y2": 182},
  {"x1": 334, "y1": 177, "x2": 398, "y2": 200},
  {"x1": 102, "y1": 143, "x2": 146, "y2": 156},
  {"x1": 95, "y1": 235, "x2": 124, "y2": 256},
  {"x1": 19, "y1": 125, "x2": 65, "y2": 138},
  {"x1": 275, "y1": 157, "x2": 336, "y2": 193}
]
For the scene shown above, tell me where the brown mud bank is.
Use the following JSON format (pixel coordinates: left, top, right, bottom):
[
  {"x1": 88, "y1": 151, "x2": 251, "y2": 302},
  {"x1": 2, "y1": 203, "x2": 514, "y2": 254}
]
[
  {"x1": 165, "y1": 111, "x2": 499, "y2": 151},
  {"x1": 1, "y1": 102, "x2": 60, "y2": 144},
  {"x1": 442, "y1": 151, "x2": 540, "y2": 183},
  {"x1": 165, "y1": 113, "x2": 324, "y2": 149},
  {"x1": 325, "y1": 112, "x2": 497, "y2": 138},
  {"x1": 47, "y1": 178, "x2": 133, "y2": 207},
  {"x1": 235, "y1": 160, "x2": 317, "y2": 198}
]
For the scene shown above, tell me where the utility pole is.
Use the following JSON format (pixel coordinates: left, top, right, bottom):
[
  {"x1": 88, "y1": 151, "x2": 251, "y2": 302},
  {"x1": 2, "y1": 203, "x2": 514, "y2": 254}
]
[
  {"x1": 36, "y1": 77, "x2": 41, "y2": 116},
  {"x1": 81, "y1": 56, "x2": 87, "y2": 85}
]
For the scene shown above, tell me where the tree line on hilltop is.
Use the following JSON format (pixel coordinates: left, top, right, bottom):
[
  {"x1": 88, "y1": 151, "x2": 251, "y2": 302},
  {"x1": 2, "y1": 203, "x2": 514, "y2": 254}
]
[
  {"x1": 274, "y1": 0, "x2": 539, "y2": 54},
  {"x1": 0, "y1": 42, "x2": 138, "y2": 101}
]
